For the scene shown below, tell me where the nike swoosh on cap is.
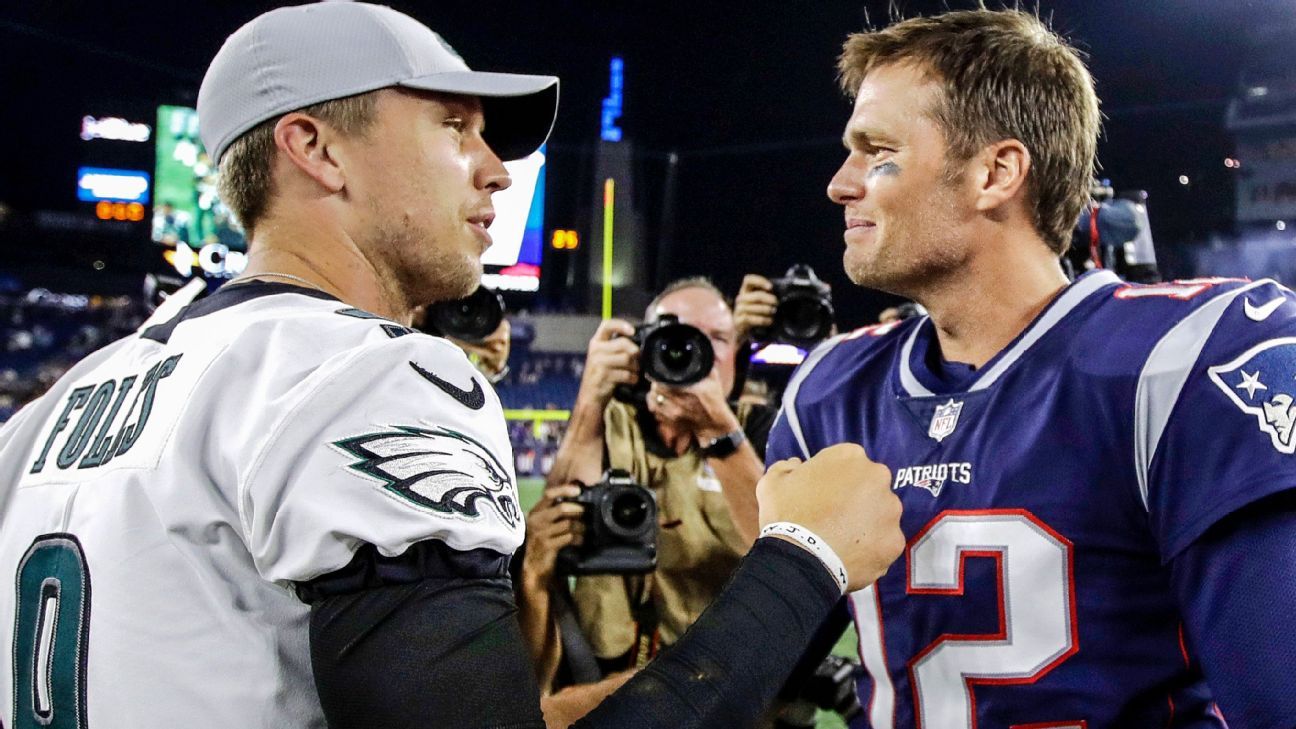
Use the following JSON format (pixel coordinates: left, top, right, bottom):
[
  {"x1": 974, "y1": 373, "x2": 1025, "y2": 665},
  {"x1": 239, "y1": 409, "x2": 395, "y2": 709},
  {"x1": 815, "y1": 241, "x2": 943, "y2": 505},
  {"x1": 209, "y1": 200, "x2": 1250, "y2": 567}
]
[
  {"x1": 1244, "y1": 296, "x2": 1286, "y2": 322},
  {"x1": 409, "y1": 361, "x2": 485, "y2": 410}
]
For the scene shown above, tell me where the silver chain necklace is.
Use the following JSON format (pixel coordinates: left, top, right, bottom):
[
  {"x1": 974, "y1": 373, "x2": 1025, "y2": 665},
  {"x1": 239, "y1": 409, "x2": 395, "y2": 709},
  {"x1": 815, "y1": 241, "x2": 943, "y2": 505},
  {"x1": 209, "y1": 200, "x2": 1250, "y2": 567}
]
[{"x1": 243, "y1": 271, "x2": 325, "y2": 292}]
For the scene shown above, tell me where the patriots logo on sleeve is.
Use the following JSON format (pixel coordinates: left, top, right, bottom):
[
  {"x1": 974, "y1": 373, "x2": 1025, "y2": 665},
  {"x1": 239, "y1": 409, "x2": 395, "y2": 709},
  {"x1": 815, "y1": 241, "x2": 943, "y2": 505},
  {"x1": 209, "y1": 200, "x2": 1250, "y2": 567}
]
[
  {"x1": 1208, "y1": 337, "x2": 1296, "y2": 453},
  {"x1": 332, "y1": 425, "x2": 521, "y2": 527}
]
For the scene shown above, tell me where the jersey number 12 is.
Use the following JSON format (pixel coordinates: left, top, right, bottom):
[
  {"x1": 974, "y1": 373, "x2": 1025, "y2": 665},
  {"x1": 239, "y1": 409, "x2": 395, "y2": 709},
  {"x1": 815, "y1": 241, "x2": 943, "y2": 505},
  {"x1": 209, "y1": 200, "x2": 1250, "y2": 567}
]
[{"x1": 854, "y1": 510, "x2": 1079, "y2": 729}]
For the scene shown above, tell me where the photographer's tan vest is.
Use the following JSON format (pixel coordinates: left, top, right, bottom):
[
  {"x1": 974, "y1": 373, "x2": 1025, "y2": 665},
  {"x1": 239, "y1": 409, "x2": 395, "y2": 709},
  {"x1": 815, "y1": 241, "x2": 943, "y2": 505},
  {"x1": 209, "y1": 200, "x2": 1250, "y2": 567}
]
[{"x1": 572, "y1": 401, "x2": 750, "y2": 662}]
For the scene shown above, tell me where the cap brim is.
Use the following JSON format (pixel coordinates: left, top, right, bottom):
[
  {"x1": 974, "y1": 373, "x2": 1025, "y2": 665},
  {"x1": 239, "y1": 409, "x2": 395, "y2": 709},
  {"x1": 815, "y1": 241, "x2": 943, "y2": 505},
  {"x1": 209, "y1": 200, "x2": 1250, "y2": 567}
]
[{"x1": 401, "y1": 71, "x2": 559, "y2": 161}]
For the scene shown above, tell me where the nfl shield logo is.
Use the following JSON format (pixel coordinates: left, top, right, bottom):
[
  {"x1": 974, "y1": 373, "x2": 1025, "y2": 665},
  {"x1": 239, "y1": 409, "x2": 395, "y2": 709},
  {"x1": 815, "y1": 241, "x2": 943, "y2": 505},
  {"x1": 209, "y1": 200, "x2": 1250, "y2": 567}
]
[{"x1": 928, "y1": 399, "x2": 964, "y2": 442}]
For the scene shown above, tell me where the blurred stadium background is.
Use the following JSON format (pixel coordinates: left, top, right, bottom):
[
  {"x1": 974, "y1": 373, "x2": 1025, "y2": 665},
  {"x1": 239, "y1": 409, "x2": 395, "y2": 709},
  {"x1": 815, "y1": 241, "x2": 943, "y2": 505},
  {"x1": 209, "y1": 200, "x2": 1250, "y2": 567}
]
[{"x1": 4, "y1": 2, "x2": 1296, "y2": 725}]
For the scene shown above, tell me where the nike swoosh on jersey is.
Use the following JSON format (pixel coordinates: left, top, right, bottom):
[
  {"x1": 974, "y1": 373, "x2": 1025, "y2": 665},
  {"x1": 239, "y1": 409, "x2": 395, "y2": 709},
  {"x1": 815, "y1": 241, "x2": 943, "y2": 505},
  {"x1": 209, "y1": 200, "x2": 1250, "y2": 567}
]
[
  {"x1": 409, "y1": 361, "x2": 485, "y2": 410},
  {"x1": 1244, "y1": 296, "x2": 1286, "y2": 322}
]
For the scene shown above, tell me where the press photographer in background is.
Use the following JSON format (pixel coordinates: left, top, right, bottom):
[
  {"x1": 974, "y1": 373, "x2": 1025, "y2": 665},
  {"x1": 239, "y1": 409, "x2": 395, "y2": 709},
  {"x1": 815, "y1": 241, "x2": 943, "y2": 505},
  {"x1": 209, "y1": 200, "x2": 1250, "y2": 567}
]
[
  {"x1": 517, "y1": 278, "x2": 770, "y2": 684},
  {"x1": 414, "y1": 285, "x2": 512, "y2": 383},
  {"x1": 735, "y1": 266, "x2": 835, "y2": 351},
  {"x1": 734, "y1": 265, "x2": 837, "y2": 409},
  {"x1": 1064, "y1": 180, "x2": 1161, "y2": 283},
  {"x1": 517, "y1": 275, "x2": 861, "y2": 725}
]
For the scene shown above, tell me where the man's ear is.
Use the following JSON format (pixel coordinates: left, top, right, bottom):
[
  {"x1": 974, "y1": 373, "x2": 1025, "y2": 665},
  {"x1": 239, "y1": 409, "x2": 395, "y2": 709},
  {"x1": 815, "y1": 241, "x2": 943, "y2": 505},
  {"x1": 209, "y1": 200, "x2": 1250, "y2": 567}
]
[
  {"x1": 973, "y1": 139, "x2": 1031, "y2": 214},
  {"x1": 272, "y1": 113, "x2": 346, "y2": 193}
]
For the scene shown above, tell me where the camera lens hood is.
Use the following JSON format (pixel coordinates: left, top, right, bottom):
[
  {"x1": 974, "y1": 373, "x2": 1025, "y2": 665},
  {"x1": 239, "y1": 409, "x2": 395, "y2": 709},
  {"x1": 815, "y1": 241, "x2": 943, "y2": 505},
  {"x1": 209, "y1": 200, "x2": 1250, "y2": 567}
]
[
  {"x1": 427, "y1": 285, "x2": 505, "y2": 342},
  {"x1": 641, "y1": 321, "x2": 714, "y2": 386}
]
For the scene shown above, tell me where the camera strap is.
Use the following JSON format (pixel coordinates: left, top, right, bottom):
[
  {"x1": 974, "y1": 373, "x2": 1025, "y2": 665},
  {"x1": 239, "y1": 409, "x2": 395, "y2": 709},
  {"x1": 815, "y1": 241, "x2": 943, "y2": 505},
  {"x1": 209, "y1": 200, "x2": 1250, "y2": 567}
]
[
  {"x1": 628, "y1": 575, "x2": 661, "y2": 668},
  {"x1": 1088, "y1": 202, "x2": 1104, "y2": 270},
  {"x1": 551, "y1": 580, "x2": 603, "y2": 685}
]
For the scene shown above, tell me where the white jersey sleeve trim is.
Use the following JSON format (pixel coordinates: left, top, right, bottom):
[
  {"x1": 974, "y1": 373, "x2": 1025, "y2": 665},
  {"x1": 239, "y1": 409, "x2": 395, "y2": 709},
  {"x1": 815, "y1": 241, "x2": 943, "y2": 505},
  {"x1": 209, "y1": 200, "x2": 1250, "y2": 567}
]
[
  {"x1": 898, "y1": 320, "x2": 934, "y2": 398},
  {"x1": 1134, "y1": 278, "x2": 1274, "y2": 509},
  {"x1": 779, "y1": 333, "x2": 850, "y2": 459}
]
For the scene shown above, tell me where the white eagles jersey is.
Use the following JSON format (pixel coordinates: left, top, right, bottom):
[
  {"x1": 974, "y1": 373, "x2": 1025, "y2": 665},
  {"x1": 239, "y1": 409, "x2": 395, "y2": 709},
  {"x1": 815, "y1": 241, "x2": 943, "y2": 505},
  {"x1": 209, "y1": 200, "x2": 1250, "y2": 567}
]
[{"x1": 0, "y1": 281, "x2": 522, "y2": 728}]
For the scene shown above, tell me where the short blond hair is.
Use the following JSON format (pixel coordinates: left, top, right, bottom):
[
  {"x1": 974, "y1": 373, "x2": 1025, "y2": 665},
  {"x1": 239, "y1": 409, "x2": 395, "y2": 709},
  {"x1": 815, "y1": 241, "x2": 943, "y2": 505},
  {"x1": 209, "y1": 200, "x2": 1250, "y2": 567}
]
[
  {"x1": 838, "y1": 9, "x2": 1100, "y2": 254},
  {"x1": 216, "y1": 92, "x2": 378, "y2": 237}
]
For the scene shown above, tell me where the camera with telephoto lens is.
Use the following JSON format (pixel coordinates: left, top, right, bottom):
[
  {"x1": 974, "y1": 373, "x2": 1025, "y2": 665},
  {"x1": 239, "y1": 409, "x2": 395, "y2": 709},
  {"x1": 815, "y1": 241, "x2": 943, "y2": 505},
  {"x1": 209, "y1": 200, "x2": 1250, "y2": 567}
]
[
  {"x1": 1064, "y1": 181, "x2": 1160, "y2": 284},
  {"x1": 423, "y1": 285, "x2": 506, "y2": 342},
  {"x1": 758, "y1": 264, "x2": 835, "y2": 349},
  {"x1": 612, "y1": 313, "x2": 715, "y2": 404},
  {"x1": 556, "y1": 469, "x2": 658, "y2": 575}
]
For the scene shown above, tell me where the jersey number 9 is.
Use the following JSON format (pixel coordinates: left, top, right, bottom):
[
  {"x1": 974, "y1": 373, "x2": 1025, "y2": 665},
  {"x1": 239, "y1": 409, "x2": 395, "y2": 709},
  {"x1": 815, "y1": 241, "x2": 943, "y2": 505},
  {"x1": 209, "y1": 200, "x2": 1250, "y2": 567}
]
[{"x1": 12, "y1": 534, "x2": 91, "y2": 729}]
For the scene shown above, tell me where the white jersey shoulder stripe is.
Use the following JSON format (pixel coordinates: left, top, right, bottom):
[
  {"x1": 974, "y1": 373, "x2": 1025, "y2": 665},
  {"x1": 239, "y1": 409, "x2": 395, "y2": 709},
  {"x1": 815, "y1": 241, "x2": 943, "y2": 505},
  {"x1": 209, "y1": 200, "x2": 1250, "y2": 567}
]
[
  {"x1": 1134, "y1": 278, "x2": 1277, "y2": 509},
  {"x1": 779, "y1": 332, "x2": 853, "y2": 459},
  {"x1": 971, "y1": 270, "x2": 1120, "y2": 392},
  {"x1": 137, "y1": 278, "x2": 207, "y2": 331},
  {"x1": 896, "y1": 270, "x2": 1121, "y2": 397},
  {"x1": 898, "y1": 320, "x2": 933, "y2": 397}
]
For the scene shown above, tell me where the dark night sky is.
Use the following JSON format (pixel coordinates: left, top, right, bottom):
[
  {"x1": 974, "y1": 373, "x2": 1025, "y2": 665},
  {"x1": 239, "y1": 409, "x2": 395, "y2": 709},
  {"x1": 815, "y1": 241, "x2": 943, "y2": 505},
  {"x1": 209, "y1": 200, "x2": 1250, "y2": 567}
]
[{"x1": 2, "y1": 1, "x2": 1294, "y2": 324}]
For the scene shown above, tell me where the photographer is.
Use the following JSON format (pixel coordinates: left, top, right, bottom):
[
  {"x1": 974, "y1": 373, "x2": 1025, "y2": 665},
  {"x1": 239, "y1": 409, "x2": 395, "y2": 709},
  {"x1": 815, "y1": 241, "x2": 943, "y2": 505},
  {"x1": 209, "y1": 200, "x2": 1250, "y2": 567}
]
[
  {"x1": 733, "y1": 273, "x2": 780, "y2": 345},
  {"x1": 517, "y1": 480, "x2": 585, "y2": 689},
  {"x1": 412, "y1": 288, "x2": 512, "y2": 383},
  {"x1": 527, "y1": 278, "x2": 773, "y2": 677},
  {"x1": 447, "y1": 317, "x2": 511, "y2": 383},
  {"x1": 732, "y1": 269, "x2": 836, "y2": 411}
]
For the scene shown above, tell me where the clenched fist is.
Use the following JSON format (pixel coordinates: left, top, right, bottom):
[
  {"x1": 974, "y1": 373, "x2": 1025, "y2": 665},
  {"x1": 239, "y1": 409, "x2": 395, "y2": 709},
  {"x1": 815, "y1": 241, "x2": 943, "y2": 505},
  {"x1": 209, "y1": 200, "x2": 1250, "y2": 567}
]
[{"x1": 757, "y1": 443, "x2": 903, "y2": 592}]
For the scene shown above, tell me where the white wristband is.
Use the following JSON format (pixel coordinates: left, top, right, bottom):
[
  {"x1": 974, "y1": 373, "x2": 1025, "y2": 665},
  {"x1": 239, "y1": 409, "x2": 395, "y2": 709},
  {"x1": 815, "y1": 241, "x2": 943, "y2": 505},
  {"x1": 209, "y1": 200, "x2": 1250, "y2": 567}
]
[{"x1": 760, "y1": 521, "x2": 849, "y2": 594}]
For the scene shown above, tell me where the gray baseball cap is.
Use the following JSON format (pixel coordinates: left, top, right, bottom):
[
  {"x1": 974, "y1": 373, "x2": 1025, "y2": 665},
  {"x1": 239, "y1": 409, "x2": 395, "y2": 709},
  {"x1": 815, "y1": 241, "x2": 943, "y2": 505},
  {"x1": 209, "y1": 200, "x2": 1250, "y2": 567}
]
[{"x1": 197, "y1": 1, "x2": 559, "y2": 164}]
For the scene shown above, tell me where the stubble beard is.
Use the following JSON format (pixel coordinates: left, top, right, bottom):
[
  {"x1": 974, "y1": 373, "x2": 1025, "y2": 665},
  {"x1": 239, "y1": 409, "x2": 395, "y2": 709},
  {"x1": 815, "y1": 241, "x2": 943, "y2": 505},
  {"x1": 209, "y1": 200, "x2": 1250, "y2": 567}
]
[
  {"x1": 844, "y1": 224, "x2": 970, "y2": 301},
  {"x1": 844, "y1": 179, "x2": 970, "y2": 299},
  {"x1": 373, "y1": 216, "x2": 481, "y2": 308}
]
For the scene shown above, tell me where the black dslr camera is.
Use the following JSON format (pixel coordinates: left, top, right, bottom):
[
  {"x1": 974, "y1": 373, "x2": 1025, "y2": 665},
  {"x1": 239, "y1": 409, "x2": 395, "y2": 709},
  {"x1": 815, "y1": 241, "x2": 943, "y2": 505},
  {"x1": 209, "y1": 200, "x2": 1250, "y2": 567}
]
[
  {"x1": 758, "y1": 265, "x2": 835, "y2": 349},
  {"x1": 612, "y1": 313, "x2": 715, "y2": 404},
  {"x1": 423, "y1": 285, "x2": 506, "y2": 342},
  {"x1": 557, "y1": 469, "x2": 658, "y2": 575}
]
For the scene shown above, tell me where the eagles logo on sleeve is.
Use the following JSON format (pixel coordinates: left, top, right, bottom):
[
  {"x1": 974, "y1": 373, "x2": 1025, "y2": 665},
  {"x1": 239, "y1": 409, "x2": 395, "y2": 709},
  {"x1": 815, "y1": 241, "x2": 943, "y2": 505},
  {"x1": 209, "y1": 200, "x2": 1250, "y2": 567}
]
[
  {"x1": 332, "y1": 425, "x2": 521, "y2": 528},
  {"x1": 1208, "y1": 336, "x2": 1296, "y2": 454}
]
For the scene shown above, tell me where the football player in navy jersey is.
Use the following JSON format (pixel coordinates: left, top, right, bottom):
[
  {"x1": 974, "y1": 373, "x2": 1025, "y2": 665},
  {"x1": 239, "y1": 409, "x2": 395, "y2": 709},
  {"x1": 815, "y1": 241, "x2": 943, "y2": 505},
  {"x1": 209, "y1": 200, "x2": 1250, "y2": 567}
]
[{"x1": 767, "y1": 8, "x2": 1296, "y2": 728}]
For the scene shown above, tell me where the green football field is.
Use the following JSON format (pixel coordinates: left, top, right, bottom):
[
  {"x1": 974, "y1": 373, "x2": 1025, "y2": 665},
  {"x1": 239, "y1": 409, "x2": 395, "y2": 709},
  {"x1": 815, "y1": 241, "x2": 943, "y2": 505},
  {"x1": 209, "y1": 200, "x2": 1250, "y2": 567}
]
[{"x1": 517, "y1": 477, "x2": 856, "y2": 728}]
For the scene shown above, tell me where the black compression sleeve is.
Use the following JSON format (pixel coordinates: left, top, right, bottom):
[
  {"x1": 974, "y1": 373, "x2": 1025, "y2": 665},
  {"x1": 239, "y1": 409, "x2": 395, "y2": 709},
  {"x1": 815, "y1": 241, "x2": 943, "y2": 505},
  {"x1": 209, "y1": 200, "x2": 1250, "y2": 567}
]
[
  {"x1": 574, "y1": 536, "x2": 841, "y2": 728},
  {"x1": 309, "y1": 576, "x2": 546, "y2": 729},
  {"x1": 777, "y1": 597, "x2": 851, "y2": 701},
  {"x1": 308, "y1": 538, "x2": 838, "y2": 729}
]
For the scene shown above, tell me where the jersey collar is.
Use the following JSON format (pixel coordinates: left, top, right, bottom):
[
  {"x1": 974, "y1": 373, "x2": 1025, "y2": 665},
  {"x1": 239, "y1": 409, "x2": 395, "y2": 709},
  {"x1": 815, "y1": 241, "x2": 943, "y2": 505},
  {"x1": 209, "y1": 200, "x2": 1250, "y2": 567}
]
[
  {"x1": 897, "y1": 269, "x2": 1121, "y2": 398},
  {"x1": 140, "y1": 280, "x2": 339, "y2": 344}
]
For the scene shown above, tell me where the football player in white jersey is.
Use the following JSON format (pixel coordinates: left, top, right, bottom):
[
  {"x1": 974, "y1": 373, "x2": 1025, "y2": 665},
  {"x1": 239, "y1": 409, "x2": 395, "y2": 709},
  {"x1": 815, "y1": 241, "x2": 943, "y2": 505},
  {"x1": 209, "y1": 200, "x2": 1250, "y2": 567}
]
[{"x1": 0, "y1": 4, "x2": 903, "y2": 728}]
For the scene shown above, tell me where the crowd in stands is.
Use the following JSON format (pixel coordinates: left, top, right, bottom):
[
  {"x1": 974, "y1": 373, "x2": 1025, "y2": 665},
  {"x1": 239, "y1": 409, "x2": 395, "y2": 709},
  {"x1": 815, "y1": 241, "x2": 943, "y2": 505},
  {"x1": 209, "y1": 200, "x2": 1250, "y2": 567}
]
[
  {"x1": 509, "y1": 418, "x2": 568, "y2": 478},
  {"x1": 0, "y1": 289, "x2": 144, "y2": 422},
  {"x1": 494, "y1": 352, "x2": 582, "y2": 477},
  {"x1": 492, "y1": 351, "x2": 583, "y2": 411}
]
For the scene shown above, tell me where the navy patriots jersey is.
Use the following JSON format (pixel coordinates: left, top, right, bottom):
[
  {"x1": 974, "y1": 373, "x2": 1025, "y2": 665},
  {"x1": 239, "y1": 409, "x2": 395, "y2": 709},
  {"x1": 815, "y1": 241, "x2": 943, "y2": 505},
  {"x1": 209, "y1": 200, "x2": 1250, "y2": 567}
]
[{"x1": 768, "y1": 270, "x2": 1296, "y2": 728}]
